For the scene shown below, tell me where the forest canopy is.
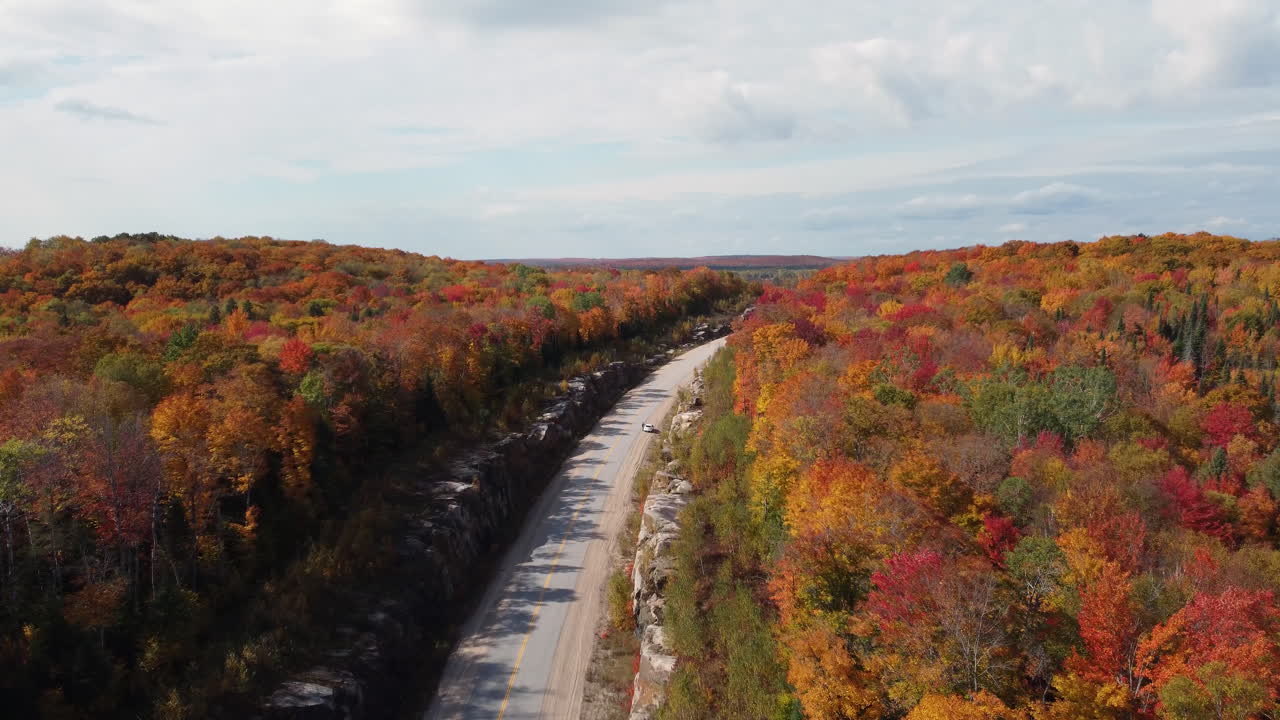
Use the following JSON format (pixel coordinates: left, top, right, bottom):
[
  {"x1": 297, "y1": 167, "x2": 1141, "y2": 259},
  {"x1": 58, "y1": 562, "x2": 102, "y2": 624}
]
[
  {"x1": 665, "y1": 232, "x2": 1280, "y2": 720},
  {"x1": 0, "y1": 233, "x2": 748, "y2": 718}
]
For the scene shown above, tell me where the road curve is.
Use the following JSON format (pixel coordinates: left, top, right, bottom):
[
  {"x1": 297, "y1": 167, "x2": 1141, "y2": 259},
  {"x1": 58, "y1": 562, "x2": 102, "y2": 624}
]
[{"x1": 425, "y1": 338, "x2": 727, "y2": 720}]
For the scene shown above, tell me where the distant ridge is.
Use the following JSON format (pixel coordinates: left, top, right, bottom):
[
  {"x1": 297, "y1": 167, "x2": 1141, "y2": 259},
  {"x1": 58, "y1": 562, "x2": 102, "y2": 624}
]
[{"x1": 489, "y1": 254, "x2": 840, "y2": 270}]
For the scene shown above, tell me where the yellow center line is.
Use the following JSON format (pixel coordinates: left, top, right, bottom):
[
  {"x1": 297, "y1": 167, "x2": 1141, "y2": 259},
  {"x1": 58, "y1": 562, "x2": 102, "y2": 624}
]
[{"x1": 495, "y1": 438, "x2": 621, "y2": 719}]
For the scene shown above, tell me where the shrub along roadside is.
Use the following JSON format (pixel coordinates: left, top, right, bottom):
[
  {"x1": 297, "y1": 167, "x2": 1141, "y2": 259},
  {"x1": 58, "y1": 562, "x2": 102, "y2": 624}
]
[{"x1": 608, "y1": 570, "x2": 635, "y2": 635}]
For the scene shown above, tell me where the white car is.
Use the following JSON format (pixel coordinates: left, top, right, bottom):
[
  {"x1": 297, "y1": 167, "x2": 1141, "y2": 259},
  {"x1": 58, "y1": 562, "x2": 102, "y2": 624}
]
[{"x1": 641, "y1": 423, "x2": 658, "y2": 434}]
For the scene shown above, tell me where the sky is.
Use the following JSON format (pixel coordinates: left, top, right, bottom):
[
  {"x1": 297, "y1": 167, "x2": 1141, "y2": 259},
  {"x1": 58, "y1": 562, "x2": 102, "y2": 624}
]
[{"x1": 2, "y1": 0, "x2": 1279, "y2": 259}]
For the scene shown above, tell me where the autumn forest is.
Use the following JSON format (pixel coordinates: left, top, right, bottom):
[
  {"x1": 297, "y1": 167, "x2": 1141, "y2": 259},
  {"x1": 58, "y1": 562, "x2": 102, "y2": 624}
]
[
  {"x1": 0, "y1": 233, "x2": 748, "y2": 717},
  {"x1": 4, "y1": 231, "x2": 1280, "y2": 719},
  {"x1": 664, "y1": 233, "x2": 1280, "y2": 720}
]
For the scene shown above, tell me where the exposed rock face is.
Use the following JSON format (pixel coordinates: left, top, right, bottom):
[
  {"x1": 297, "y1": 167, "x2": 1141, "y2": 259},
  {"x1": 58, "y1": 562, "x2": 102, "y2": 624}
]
[
  {"x1": 629, "y1": 626, "x2": 677, "y2": 720},
  {"x1": 628, "y1": 379, "x2": 706, "y2": 720},
  {"x1": 690, "y1": 322, "x2": 727, "y2": 344},
  {"x1": 265, "y1": 670, "x2": 363, "y2": 720},
  {"x1": 258, "y1": 326, "x2": 731, "y2": 720},
  {"x1": 669, "y1": 409, "x2": 703, "y2": 438}
]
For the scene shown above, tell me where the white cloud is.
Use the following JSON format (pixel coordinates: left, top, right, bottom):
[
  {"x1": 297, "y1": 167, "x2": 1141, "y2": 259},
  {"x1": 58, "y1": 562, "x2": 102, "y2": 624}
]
[
  {"x1": 480, "y1": 203, "x2": 524, "y2": 219},
  {"x1": 1010, "y1": 183, "x2": 1103, "y2": 215},
  {"x1": 812, "y1": 38, "x2": 938, "y2": 126},
  {"x1": 1205, "y1": 216, "x2": 1247, "y2": 227},
  {"x1": 898, "y1": 193, "x2": 985, "y2": 219},
  {"x1": 802, "y1": 205, "x2": 860, "y2": 230},
  {"x1": 663, "y1": 70, "x2": 795, "y2": 143},
  {"x1": 520, "y1": 144, "x2": 1002, "y2": 202},
  {"x1": 1152, "y1": 0, "x2": 1280, "y2": 91},
  {"x1": 999, "y1": 222, "x2": 1028, "y2": 233},
  {"x1": 889, "y1": 183, "x2": 1107, "y2": 223},
  {"x1": 807, "y1": 33, "x2": 1073, "y2": 127},
  {"x1": 54, "y1": 98, "x2": 162, "y2": 125},
  {"x1": 421, "y1": 0, "x2": 672, "y2": 28}
]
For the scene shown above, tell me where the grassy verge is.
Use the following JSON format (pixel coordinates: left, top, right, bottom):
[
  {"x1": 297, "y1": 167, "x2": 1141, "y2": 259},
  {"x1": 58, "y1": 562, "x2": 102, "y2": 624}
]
[{"x1": 659, "y1": 348, "x2": 799, "y2": 720}]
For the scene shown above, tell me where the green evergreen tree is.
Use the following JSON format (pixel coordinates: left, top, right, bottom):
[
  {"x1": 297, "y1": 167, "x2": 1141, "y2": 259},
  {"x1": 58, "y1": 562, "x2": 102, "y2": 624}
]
[{"x1": 1204, "y1": 447, "x2": 1229, "y2": 480}]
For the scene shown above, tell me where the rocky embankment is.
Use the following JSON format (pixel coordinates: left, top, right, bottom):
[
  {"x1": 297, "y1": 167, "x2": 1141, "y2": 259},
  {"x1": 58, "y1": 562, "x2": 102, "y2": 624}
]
[
  {"x1": 627, "y1": 377, "x2": 705, "y2": 720},
  {"x1": 258, "y1": 324, "x2": 728, "y2": 720}
]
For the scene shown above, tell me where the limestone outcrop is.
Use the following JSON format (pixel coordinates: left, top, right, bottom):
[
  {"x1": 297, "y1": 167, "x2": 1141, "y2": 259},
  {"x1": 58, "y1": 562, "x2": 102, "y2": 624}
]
[{"x1": 628, "y1": 374, "x2": 705, "y2": 720}]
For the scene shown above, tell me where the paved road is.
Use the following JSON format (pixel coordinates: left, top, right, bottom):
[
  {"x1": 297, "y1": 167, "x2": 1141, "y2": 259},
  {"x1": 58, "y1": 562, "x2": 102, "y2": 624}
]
[{"x1": 425, "y1": 338, "x2": 726, "y2": 720}]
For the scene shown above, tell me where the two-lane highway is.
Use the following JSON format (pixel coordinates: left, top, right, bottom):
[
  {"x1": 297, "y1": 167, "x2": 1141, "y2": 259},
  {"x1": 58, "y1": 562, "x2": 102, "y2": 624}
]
[{"x1": 426, "y1": 338, "x2": 726, "y2": 720}]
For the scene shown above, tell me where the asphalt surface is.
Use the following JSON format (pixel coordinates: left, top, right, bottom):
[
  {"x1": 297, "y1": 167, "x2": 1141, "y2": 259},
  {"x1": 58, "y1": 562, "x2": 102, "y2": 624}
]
[{"x1": 425, "y1": 338, "x2": 727, "y2": 720}]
